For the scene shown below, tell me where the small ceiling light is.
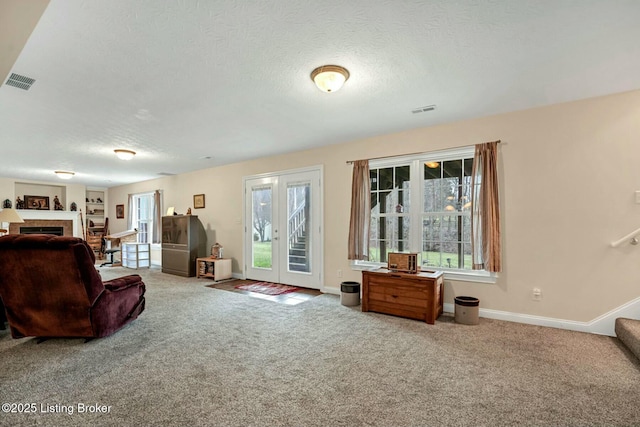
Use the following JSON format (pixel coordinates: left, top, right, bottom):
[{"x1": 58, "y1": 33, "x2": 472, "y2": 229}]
[
  {"x1": 54, "y1": 170, "x2": 75, "y2": 180},
  {"x1": 114, "y1": 149, "x2": 136, "y2": 160},
  {"x1": 310, "y1": 65, "x2": 350, "y2": 93},
  {"x1": 425, "y1": 162, "x2": 440, "y2": 169}
]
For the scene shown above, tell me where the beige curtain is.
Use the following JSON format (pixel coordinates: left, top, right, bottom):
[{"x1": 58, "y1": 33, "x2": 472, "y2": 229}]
[
  {"x1": 348, "y1": 160, "x2": 370, "y2": 260},
  {"x1": 470, "y1": 141, "x2": 502, "y2": 272},
  {"x1": 126, "y1": 193, "x2": 134, "y2": 231},
  {"x1": 152, "y1": 190, "x2": 162, "y2": 244}
]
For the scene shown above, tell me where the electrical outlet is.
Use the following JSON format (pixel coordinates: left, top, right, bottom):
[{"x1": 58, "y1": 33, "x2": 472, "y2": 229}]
[
  {"x1": 532, "y1": 288, "x2": 542, "y2": 301},
  {"x1": 337, "y1": 269, "x2": 342, "y2": 278}
]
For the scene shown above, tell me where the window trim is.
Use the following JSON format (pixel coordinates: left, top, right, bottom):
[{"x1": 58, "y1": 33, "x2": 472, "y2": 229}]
[
  {"x1": 131, "y1": 191, "x2": 155, "y2": 244},
  {"x1": 353, "y1": 146, "x2": 498, "y2": 283}
]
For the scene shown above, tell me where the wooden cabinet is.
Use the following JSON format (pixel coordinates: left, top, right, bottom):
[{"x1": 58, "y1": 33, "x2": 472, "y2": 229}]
[
  {"x1": 196, "y1": 258, "x2": 232, "y2": 281},
  {"x1": 122, "y1": 243, "x2": 150, "y2": 269},
  {"x1": 161, "y1": 215, "x2": 205, "y2": 277},
  {"x1": 362, "y1": 269, "x2": 444, "y2": 324}
]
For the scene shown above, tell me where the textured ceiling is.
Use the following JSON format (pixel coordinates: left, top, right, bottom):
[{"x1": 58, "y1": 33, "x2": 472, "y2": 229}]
[{"x1": 1, "y1": 0, "x2": 640, "y2": 187}]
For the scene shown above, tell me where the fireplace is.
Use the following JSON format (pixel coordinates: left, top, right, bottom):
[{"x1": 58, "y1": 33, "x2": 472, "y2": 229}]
[
  {"x1": 10, "y1": 219, "x2": 74, "y2": 237},
  {"x1": 20, "y1": 226, "x2": 65, "y2": 236}
]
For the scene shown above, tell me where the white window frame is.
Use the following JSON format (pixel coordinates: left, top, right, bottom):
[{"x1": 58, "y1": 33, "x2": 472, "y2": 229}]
[
  {"x1": 352, "y1": 146, "x2": 497, "y2": 284},
  {"x1": 131, "y1": 192, "x2": 155, "y2": 244}
]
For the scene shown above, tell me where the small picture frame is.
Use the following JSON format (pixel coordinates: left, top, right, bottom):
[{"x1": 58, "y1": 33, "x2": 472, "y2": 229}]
[
  {"x1": 116, "y1": 204, "x2": 125, "y2": 219},
  {"x1": 24, "y1": 195, "x2": 50, "y2": 210},
  {"x1": 193, "y1": 194, "x2": 205, "y2": 209}
]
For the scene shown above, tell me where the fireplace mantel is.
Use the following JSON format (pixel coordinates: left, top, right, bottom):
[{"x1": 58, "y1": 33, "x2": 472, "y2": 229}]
[{"x1": 12, "y1": 210, "x2": 82, "y2": 237}]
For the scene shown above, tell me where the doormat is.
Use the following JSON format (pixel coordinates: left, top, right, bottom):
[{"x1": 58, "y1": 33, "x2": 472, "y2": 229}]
[{"x1": 234, "y1": 282, "x2": 300, "y2": 296}]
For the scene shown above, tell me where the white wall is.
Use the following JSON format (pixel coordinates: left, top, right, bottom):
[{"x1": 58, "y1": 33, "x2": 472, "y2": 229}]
[{"x1": 108, "y1": 89, "x2": 640, "y2": 324}]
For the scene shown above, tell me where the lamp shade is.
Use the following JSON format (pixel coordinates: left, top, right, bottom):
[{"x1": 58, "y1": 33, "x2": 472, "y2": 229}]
[
  {"x1": 310, "y1": 65, "x2": 350, "y2": 93},
  {"x1": 0, "y1": 208, "x2": 25, "y2": 224}
]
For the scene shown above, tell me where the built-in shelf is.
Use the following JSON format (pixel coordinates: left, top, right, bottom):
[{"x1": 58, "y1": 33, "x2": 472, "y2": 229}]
[{"x1": 85, "y1": 189, "x2": 106, "y2": 257}]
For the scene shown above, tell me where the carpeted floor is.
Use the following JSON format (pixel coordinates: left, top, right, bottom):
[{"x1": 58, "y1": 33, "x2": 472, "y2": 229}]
[{"x1": 1, "y1": 266, "x2": 639, "y2": 427}]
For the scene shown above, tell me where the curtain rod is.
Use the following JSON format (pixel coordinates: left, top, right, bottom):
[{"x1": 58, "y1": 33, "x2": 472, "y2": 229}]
[{"x1": 345, "y1": 140, "x2": 501, "y2": 164}]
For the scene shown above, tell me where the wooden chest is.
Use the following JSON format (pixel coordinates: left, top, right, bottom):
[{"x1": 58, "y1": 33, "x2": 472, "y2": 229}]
[{"x1": 362, "y1": 269, "x2": 444, "y2": 324}]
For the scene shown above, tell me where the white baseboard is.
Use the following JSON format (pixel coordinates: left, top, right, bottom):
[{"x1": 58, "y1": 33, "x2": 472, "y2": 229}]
[
  {"x1": 323, "y1": 286, "x2": 341, "y2": 296},
  {"x1": 322, "y1": 287, "x2": 640, "y2": 336},
  {"x1": 445, "y1": 295, "x2": 640, "y2": 337}
]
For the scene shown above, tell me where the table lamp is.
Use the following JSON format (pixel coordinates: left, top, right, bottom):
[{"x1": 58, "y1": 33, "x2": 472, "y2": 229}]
[{"x1": 0, "y1": 208, "x2": 25, "y2": 235}]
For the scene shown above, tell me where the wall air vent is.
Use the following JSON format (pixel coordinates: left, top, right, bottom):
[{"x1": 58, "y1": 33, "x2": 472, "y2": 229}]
[
  {"x1": 157, "y1": 172, "x2": 175, "y2": 176},
  {"x1": 5, "y1": 73, "x2": 35, "y2": 90},
  {"x1": 411, "y1": 105, "x2": 436, "y2": 114}
]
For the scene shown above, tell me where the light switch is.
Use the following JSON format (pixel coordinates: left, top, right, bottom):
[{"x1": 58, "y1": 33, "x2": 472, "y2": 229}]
[{"x1": 636, "y1": 191, "x2": 640, "y2": 204}]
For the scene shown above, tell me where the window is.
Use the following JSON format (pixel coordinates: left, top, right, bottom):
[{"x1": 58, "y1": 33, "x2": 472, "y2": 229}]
[
  {"x1": 362, "y1": 147, "x2": 492, "y2": 281},
  {"x1": 369, "y1": 164, "x2": 411, "y2": 262},
  {"x1": 132, "y1": 192, "x2": 154, "y2": 244},
  {"x1": 422, "y1": 157, "x2": 474, "y2": 270}
]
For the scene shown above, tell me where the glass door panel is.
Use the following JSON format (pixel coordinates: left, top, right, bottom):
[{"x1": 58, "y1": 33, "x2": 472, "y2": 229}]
[
  {"x1": 245, "y1": 178, "x2": 279, "y2": 283},
  {"x1": 252, "y1": 186, "x2": 273, "y2": 269},
  {"x1": 286, "y1": 182, "x2": 311, "y2": 274}
]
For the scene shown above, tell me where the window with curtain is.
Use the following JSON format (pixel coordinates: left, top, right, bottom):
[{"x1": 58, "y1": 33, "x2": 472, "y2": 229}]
[
  {"x1": 131, "y1": 192, "x2": 154, "y2": 244},
  {"x1": 357, "y1": 146, "x2": 495, "y2": 281}
]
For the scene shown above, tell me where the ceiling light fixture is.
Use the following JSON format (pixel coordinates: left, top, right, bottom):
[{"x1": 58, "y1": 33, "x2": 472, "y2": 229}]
[
  {"x1": 114, "y1": 149, "x2": 136, "y2": 160},
  {"x1": 310, "y1": 65, "x2": 350, "y2": 93},
  {"x1": 425, "y1": 162, "x2": 440, "y2": 169},
  {"x1": 54, "y1": 170, "x2": 75, "y2": 179}
]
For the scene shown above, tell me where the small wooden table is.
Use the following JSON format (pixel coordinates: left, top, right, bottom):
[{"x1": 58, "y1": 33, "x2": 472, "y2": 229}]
[
  {"x1": 362, "y1": 269, "x2": 444, "y2": 324},
  {"x1": 196, "y1": 257, "x2": 232, "y2": 281}
]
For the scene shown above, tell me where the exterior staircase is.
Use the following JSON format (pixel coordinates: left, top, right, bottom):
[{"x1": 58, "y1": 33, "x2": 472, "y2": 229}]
[
  {"x1": 615, "y1": 318, "x2": 640, "y2": 361},
  {"x1": 288, "y1": 236, "x2": 309, "y2": 272},
  {"x1": 287, "y1": 200, "x2": 309, "y2": 272}
]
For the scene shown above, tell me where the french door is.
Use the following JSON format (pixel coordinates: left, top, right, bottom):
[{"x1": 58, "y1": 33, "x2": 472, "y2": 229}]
[{"x1": 244, "y1": 167, "x2": 322, "y2": 289}]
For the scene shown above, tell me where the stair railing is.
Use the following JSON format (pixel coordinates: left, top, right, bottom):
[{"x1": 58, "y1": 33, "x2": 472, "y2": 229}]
[
  {"x1": 288, "y1": 202, "x2": 306, "y2": 248},
  {"x1": 611, "y1": 226, "x2": 640, "y2": 247}
]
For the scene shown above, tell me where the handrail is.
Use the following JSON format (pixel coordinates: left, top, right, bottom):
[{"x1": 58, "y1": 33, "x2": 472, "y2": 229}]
[
  {"x1": 610, "y1": 226, "x2": 640, "y2": 247},
  {"x1": 288, "y1": 201, "x2": 306, "y2": 247}
]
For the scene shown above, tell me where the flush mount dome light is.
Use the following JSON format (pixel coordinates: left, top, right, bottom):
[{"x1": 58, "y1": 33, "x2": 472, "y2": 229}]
[
  {"x1": 114, "y1": 149, "x2": 136, "y2": 160},
  {"x1": 425, "y1": 162, "x2": 440, "y2": 169},
  {"x1": 310, "y1": 65, "x2": 350, "y2": 93},
  {"x1": 54, "y1": 170, "x2": 75, "y2": 180}
]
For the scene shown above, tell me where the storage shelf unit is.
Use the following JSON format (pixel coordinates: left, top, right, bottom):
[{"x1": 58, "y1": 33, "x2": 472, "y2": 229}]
[
  {"x1": 85, "y1": 189, "x2": 105, "y2": 230},
  {"x1": 122, "y1": 243, "x2": 150, "y2": 269},
  {"x1": 85, "y1": 189, "x2": 106, "y2": 258},
  {"x1": 196, "y1": 258, "x2": 232, "y2": 281}
]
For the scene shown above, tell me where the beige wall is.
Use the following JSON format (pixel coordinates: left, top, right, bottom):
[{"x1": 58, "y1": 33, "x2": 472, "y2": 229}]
[{"x1": 108, "y1": 89, "x2": 640, "y2": 323}]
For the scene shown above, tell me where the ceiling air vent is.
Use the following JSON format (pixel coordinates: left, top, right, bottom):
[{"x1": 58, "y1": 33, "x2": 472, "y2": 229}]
[
  {"x1": 411, "y1": 105, "x2": 436, "y2": 114},
  {"x1": 5, "y1": 73, "x2": 35, "y2": 90},
  {"x1": 157, "y1": 172, "x2": 175, "y2": 176}
]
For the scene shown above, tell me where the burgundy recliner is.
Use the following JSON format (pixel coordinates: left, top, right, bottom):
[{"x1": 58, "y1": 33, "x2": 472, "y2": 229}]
[{"x1": 0, "y1": 234, "x2": 145, "y2": 339}]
